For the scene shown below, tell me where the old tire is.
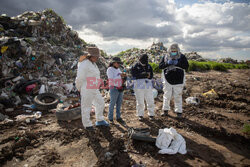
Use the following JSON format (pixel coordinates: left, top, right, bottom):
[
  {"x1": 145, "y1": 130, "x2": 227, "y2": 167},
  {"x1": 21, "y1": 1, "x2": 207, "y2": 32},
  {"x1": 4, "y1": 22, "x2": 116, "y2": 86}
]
[
  {"x1": 33, "y1": 93, "x2": 59, "y2": 111},
  {"x1": 131, "y1": 134, "x2": 156, "y2": 143},
  {"x1": 55, "y1": 107, "x2": 81, "y2": 121},
  {"x1": 128, "y1": 128, "x2": 156, "y2": 143}
]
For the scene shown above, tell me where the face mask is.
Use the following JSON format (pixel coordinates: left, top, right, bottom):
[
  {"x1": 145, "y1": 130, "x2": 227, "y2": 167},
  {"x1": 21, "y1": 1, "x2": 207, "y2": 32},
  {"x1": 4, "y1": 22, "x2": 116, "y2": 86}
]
[{"x1": 171, "y1": 52, "x2": 177, "y2": 56}]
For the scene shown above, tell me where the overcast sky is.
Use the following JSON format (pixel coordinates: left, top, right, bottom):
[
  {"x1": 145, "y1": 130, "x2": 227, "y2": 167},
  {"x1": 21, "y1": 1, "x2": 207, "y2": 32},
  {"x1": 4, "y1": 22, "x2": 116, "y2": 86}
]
[{"x1": 1, "y1": 0, "x2": 250, "y2": 60}]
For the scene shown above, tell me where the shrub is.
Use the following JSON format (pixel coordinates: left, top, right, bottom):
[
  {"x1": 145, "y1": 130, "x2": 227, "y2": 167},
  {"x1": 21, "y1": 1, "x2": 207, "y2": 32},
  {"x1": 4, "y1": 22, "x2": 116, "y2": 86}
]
[
  {"x1": 209, "y1": 62, "x2": 227, "y2": 71},
  {"x1": 188, "y1": 61, "x2": 249, "y2": 72},
  {"x1": 242, "y1": 124, "x2": 250, "y2": 135},
  {"x1": 149, "y1": 63, "x2": 162, "y2": 73},
  {"x1": 188, "y1": 61, "x2": 211, "y2": 71},
  {"x1": 235, "y1": 64, "x2": 249, "y2": 69}
]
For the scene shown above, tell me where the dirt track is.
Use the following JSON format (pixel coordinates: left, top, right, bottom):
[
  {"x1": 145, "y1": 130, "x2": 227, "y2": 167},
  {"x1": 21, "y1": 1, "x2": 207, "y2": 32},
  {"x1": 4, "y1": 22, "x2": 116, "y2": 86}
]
[{"x1": 1, "y1": 69, "x2": 249, "y2": 167}]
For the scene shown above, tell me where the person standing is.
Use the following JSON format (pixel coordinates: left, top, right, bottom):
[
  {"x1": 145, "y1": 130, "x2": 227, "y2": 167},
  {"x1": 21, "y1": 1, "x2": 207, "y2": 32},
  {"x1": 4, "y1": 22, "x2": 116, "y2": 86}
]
[
  {"x1": 159, "y1": 44, "x2": 189, "y2": 118},
  {"x1": 107, "y1": 57, "x2": 127, "y2": 124},
  {"x1": 131, "y1": 54, "x2": 155, "y2": 121},
  {"x1": 75, "y1": 47, "x2": 109, "y2": 130}
]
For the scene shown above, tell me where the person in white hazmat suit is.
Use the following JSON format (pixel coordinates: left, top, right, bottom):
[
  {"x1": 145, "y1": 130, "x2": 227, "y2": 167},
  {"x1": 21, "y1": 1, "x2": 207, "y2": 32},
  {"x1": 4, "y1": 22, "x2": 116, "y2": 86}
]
[
  {"x1": 131, "y1": 54, "x2": 155, "y2": 121},
  {"x1": 75, "y1": 47, "x2": 109, "y2": 130},
  {"x1": 159, "y1": 44, "x2": 189, "y2": 118}
]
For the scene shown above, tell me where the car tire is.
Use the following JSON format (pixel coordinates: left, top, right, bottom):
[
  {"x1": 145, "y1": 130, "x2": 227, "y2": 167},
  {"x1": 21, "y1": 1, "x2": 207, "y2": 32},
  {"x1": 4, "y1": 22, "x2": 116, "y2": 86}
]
[
  {"x1": 55, "y1": 106, "x2": 81, "y2": 121},
  {"x1": 33, "y1": 93, "x2": 59, "y2": 111}
]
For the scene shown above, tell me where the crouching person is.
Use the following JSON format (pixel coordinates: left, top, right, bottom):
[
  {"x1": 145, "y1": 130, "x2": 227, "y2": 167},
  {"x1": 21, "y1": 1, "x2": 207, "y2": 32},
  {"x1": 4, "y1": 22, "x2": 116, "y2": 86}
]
[
  {"x1": 131, "y1": 54, "x2": 155, "y2": 121},
  {"x1": 159, "y1": 44, "x2": 189, "y2": 118},
  {"x1": 107, "y1": 57, "x2": 127, "y2": 124},
  {"x1": 75, "y1": 47, "x2": 109, "y2": 130}
]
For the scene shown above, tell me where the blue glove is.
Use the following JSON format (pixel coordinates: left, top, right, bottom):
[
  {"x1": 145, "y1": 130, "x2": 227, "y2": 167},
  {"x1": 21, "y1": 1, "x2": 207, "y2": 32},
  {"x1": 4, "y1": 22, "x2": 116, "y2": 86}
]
[
  {"x1": 167, "y1": 60, "x2": 174, "y2": 65},
  {"x1": 173, "y1": 60, "x2": 178, "y2": 65},
  {"x1": 167, "y1": 59, "x2": 178, "y2": 65}
]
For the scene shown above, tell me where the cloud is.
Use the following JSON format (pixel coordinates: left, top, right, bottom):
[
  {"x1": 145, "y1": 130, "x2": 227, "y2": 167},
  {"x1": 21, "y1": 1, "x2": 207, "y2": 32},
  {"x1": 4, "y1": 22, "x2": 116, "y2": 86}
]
[
  {"x1": 78, "y1": 27, "x2": 158, "y2": 55},
  {"x1": 0, "y1": 0, "x2": 250, "y2": 59},
  {"x1": 174, "y1": 1, "x2": 250, "y2": 53}
]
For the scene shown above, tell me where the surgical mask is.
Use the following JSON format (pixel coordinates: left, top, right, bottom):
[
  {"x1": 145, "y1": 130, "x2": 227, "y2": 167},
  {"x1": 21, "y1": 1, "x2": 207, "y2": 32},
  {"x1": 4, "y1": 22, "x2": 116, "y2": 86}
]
[{"x1": 171, "y1": 52, "x2": 177, "y2": 57}]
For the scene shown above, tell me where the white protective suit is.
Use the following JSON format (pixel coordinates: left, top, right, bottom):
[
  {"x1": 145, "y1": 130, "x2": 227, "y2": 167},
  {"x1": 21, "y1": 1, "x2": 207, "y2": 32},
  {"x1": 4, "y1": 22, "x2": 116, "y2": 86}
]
[
  {"x1": 75, "y1": 59, "x2": 105, "y2": 128},
  {"x1": 162, "y1": 73, "x2": 184, "y2": 113},
  {"x1": 156, "y1": 127, "x2": 187, "y2": 155},
  {"x1": 134, "y1": 79, "x2": 155, "y2": 117},
  {"x1": 159, "y1": 44, "x2": 188, "y2": 114}
]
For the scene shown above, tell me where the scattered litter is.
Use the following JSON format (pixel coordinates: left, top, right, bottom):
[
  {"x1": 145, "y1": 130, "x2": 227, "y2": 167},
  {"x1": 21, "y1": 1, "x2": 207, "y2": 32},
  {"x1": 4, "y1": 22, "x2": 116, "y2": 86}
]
[
  {"x1": 0, "y1": 118, "x2": 14, "y2": 124},
  {"x1": 185, "y1": 97, "x2": 200, "y2": 105},
  {"x1": 23, "y1": 104, "x2": 34, "y2": 109},
  {"x1": 15, "y1": 111, "x2": 42, "y2": 123},
  {"x1": 104, "y1": 152, "x2": 114, "y2": 161},
  {"x1": 26, "y1": 110, "x2": 32, "y2": 113},
  {"x1": 39, "y1": 85, "x2": 46, "y2": 94},
  {"x1": 203, "y1": 89, "x2": 218, "y2": 99},
  {"x1": 5, "y1": 108, "x2": 14, "y2": 112},
  {"x1": 0, "y1": 112, "x2": 9, "y2": 121}
]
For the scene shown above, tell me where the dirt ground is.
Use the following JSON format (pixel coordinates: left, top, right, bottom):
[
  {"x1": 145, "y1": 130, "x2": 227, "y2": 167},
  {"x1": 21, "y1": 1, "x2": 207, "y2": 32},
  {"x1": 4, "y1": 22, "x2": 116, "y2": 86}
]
[{"x1": 0, "y1": 69, "x2": 249, "y2": 167}]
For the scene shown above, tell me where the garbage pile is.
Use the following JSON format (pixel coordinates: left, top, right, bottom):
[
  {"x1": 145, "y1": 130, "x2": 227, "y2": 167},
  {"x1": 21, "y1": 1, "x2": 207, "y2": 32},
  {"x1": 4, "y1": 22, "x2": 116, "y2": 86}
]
[
  {"x1": 116, "y1": 42, "x2": 168, "y2": 66},
  {"x1": 0, "y1": 9, "x2": 108, "y2": 117},
  {"x1": 184, "y1": 52, "x2": 207, "y2": 62},
  {"x1": 218, "y1": 58, "x2": 238, "y2": 64},
  {"x1": 116, "y1": 43, "x2": 209, "y2": 66}
]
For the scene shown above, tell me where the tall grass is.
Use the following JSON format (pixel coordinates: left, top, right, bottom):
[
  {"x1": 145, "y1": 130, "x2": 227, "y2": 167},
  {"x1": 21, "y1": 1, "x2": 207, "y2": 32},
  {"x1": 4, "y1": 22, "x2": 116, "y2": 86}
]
[
  {"x1": 148, "y1": 61, "x2": 249, "y2": 73},
  {"x1": 188, "y1": 61, "x2": 249, "y2": 72}
]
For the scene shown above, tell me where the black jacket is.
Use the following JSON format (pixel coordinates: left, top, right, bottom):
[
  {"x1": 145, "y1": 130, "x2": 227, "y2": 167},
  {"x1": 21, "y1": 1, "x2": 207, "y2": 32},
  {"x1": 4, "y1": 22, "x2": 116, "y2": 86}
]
[
  {"x1": 159, "y1": 54, "x2": 189, "y2": 85},
  {"x1": 131, "y1": 62, "x2": 153, "y2": 80}
]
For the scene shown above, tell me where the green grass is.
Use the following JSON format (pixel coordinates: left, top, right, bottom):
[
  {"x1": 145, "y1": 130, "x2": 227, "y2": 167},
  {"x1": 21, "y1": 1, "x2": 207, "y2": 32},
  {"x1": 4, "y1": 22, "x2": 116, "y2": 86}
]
[
  {"x1": 242, "y1": 124, "x2": 250, "y2": 135},
  {"x1": 148, "y1": 61, "x2": 249, "y2": 73},
  {"x1": 188, "y1": 61, "x2": 249, "y2": 72}
]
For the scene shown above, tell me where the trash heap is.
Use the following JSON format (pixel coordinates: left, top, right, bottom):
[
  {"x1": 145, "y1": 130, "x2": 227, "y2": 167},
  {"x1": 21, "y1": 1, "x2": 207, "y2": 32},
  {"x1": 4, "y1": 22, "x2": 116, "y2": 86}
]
[
  {"x1": 116, "y1": 42, "x2": 168, "y2": 66},
  {"x1": 184, "y1": 52, "x2": 207, "y2": 62},
  {"x1": 116, "y1": 42, "x2": 209, "y2": 66},
  {"x1": 0, "y1": 9, "x2": 108, "y2": 115},
  {"x1": 218, "y1": 58, "x2": 238, "y2": 64}
]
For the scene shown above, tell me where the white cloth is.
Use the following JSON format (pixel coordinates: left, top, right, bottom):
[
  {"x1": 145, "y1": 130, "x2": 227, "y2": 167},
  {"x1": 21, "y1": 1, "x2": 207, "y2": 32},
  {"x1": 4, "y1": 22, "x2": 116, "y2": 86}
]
[
  {"x1": 134, "y1": 81, "x2": 155, "y2": 116},
  {"x1": 156, "y1": 127, "x2": 187, "y2": 155},
  {"x1": 75, "y1": 59, "x2": 105, "y2": 128},
  {"x1": 162, "y1": 73, "x2": 184, "y2": 113},
  {"x1": 107, "y1": 67, "x2": 122, "y2": 87}
]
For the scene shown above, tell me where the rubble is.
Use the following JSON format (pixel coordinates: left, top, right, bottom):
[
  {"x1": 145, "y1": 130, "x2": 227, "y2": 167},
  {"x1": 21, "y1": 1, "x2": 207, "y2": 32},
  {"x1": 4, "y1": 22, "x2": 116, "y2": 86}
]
[
  {"x1": 116, "y1": 43, "x2": 209, "y2": 67},
  {"x1": 0, "y1": 9, "x2": 108, "y2": 113},
  {"x1": 116, "y1": 42, "x2": 168, "y2": 66},
  {"x1": 0, "y1": 112, "x2": 8, "y2": 121},
  {"x1": 184, "y1": 52, "x2": 207, "y2": 62},
  {"x1": 15, "y1": 111, "x2": 41, "y2": 123}
]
